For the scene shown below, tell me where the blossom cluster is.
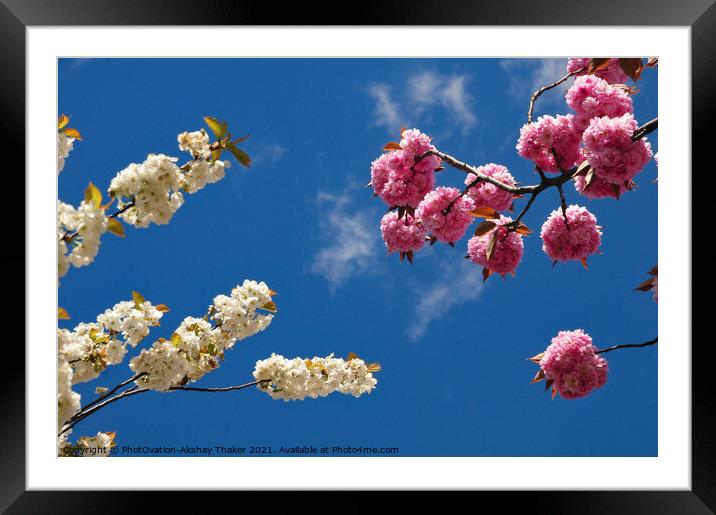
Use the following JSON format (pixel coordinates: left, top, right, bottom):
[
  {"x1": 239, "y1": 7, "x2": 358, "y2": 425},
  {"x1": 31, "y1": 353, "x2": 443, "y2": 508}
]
[
  {"x1": 540, "y1": 205, "x2": 602, "y2": 262},
  {"x1": 416, "y1": 186, "x2": 475, "y2": 243},
  {"x1": 538, "y1": 329, "x2": 608, "y2": 399},
  {"x1": 57, "y1": 131, "x2": 75, "y2": 174},
  {"x1": 516, "y1": 114, "x2": 582, "y2": 172},
  {"x1": 58, "y1": 298, "x2": 165, "y2": 386},
  {"x1": 467, "y1": 216, "x2": 524, "y2": 275},
  {"x1": 57, "y1": 200, "x2": 108, "y2": 278},
  {"x1": 379, "y1": 212, "x2": 426, "y2": 254},
  {"x1": 565, "y1": 75, "x2": 634, "y2": 131},
  {"x1": 370, "y1": 129, "x2": 442, "y2": 208},
  {"x1": 582, "y1": 113, "x2": 653, "y2": 186},
  {"x1": 567, "y1": 58, "x2": 628, "y2": 84},
  {"x1": 130, "y1": 280, "x2": 275, "y2": 392},
  {"x1": 253, "y1": 353, "x2": 378, "y2": 401},
  {"x1": 57, "y1": 297, "x2": 165, "y2": 453},
  {"x1": 108, "y1": 130, "x2": 231, "y2": 228},
  {"x1": 464, "y1": 164, "x2": 516, "y2": 212}
]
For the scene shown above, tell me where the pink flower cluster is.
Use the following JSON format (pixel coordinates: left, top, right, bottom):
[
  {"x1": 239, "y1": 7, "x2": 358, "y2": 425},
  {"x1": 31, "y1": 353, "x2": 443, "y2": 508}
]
[
  {"x1": 566, "y1": 75, "x2": 633, "y2": 131},
  {"x1": 416, "y1": 186, "x2": 475, "y2": 243},
  {"x1": 464, "y1": 164, "x2": 515, "y2": 212},
  {"x1": 539, "y1": 329, "x2": 608, "y2": 399},
  {"x1": 567, "y1": 58, "x2": 628, "y2": 85},
  {"x1": 574, "y1": 173, "x2": 631, "y2": 200},
  {"x1": 379, "y1": 212, "x2": 426, "y2": 254},
  {"x1": 370, "y1": 129, "x2": 442, "y2": 208},
  {"x1": 516, "y1": 115, "x2": 582, "y2": 173},
  {"x1": 540, "y1": 205, "x2": 602, "y2": 262},
  {"x1": 467, "y1": 216, "x2": 524, "y2": 275},
  {"x1": 582, "y1": 113, "x2": 653, "y2": 185}
]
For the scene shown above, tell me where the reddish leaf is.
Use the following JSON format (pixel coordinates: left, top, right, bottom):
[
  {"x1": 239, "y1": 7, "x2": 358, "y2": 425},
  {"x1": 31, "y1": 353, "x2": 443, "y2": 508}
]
[
  {"x1": 648, "y1": 265, "x2": 658, "y2": 276},
  {"x1": 531, "y1": 369, "x2": 546, "y2": 384},
  {"x1": 383, "y1": 141, "x2": 401, "y2": 151},
  {"x1": 588, "y1": 58, "x2": 611, "y2": 74},
  {"x1": 482, "y1": 267, "x2": 492, "y2": 283},
  {"x1": 528, "y1": 352, "x2": 545, "y2": 364},
  {"x1": 486, "y1": 233, "x2": 498, "y2": 261},
  {"x1": 473, "y1": 220, "x2": 497, "y2": 237},
  {"x1": 618, "y1": 58, "x2": 644, "y2": 81},
  {"x1": 470, "y1": 206, "x2": 500, "y2": 219},
  {"x1": 580, "y1": 257, "x2": 589, "y2": 270},
  {"x1": 634, "y1": 278, "x2": 657, "y2": 292},
  {"x1": 515, "y1": 223, "x2": 532, "y2": 236}
]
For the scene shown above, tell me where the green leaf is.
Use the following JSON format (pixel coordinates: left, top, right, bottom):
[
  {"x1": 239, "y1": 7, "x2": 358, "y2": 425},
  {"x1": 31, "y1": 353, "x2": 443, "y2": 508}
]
[
  {"x1": 204, "y1": 116, "x2": 228, "y2": 139},
  {"x1": 131, "y1": 290, "x2": 145, "y2": 307},
  {"x1": 170, "y1": 333, "x2": 182, "y2": 347},
  {"x1": 84, "y1": 182, "x2": 102, "y2": 208},
  {"x1": 106, "y1": 218, "x2": 125, "y2": 238},
  {"x1": 226, "y1": 142, "x2": 251, "y2": 167}
]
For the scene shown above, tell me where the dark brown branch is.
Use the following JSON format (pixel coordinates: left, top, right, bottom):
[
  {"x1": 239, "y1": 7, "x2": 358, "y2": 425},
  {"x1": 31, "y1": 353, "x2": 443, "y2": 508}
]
[
  {"x1": 59, "y1": 378, "x2": 270, "y2": 437},
  {"x1": 169, "y1": 379, "x2": 268, "y2": 393},
  {"x1": 596, "y1": 337, "x2": 658, "y2": 355},
  {"x1": 68, "y1": 373, "x2": 147, "y2": 422},
  {"x1": 527, "y1": 68, "x2": 583, "y2": 123},
  {"x1": 631, "y1": 117, "x2": 658, "y2": 141}
]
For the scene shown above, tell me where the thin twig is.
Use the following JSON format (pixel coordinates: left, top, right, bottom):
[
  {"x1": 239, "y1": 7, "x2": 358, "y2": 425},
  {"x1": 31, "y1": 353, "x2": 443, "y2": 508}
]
[
  {"x1": 527, "y1": 68, "x2": 583, "y2": 123},
  {"x1": 596, "y1": 337, "x2": 658, "y2": 355},
  {"x1": 169, "y1": 379, "x2": 269, "y2": 393}
]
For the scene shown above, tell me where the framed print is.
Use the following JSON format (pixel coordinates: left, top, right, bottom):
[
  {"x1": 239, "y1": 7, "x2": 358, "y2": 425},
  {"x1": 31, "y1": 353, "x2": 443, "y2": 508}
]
[{"x1": 6, "y1": 0, "x2": 708, "y2": 511}]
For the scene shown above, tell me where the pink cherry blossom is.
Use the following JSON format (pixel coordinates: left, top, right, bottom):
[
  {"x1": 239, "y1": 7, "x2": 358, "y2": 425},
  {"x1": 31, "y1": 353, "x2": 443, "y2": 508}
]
[
  {"x1": 567, "y1": 58, "x2": 628, "y2": 84},
  {"x1": 539, "y1": 329, "x2": 608, "y2": 400},
  {"x1": 416, "y1": 187, "x2": 475, "y2": 243},
  {"x1": 574, "y1": 174, "x2": 632, "y2": 200},
  {"x1": 464, "y1": 164, "x2": 516, "y2": 212},
  {"x1": 370, "y1": 150, "x2": 436, "y2": 208},
  {"x1": 370, "y1": 129, "x2": 441, "y2": 208},
  {"x1": 540, "y1": 205, "x2": 602, "y2": 262},
  {"x1": 466, "y1": 216, "x2": 524, "y2": 275},
  {"x1": 516, "y1": 114, "x2": 582, "y2": 173},
  {"x1": 380, "y1": 211, "x2": 427, "y2": 254},
  {"x1": 565, "y1": 75, "x2": 633, "y2": 131},
  {"x1": 582, "y1": 114, "x2": 653, "y2": 185}
]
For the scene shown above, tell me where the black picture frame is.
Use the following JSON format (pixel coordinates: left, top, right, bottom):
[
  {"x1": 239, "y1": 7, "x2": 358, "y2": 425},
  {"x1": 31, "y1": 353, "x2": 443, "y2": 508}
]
[{"x1": 5, "y1": 0, "x2": 706, "y2": 511}]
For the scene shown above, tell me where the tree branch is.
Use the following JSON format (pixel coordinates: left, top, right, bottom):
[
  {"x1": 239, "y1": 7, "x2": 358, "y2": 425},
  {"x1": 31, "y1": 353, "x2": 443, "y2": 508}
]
[
  {"x1": 59, "y1": 378, "x2": 271, "y2": 437},
  {"x1": 527, "y1": 68, "x2": 583, "y2": 123},
  {"x1": 596, "y1": 337, "x2": 658, "y2": 355}
]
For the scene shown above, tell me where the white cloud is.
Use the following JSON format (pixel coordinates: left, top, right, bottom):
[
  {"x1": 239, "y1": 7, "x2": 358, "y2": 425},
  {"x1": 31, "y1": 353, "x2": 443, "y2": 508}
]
[
  {"x1": 408, "y1": 260, "x2": 485, "y2": 341},
  {"x1": 499, "y1": 58, "x2": 570, "y2": 106},
  {"x1": 368, "y1": 83, "x2": 403, "y2": 131},
  {"x1": 310, "y1": 191, "x2": 379, "y2": 292},
  {"x1": 251, "y1": 142, "x2": 287, "y2": 165},
  {"x1": 368, "y1": 71, "x2": 477, "y2": 134}
]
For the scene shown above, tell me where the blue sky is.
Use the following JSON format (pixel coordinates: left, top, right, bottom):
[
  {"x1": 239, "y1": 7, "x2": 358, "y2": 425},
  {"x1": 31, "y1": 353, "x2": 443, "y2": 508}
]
[{"x1": 58, "y1": 58, "x2": 658, "y2": 457}]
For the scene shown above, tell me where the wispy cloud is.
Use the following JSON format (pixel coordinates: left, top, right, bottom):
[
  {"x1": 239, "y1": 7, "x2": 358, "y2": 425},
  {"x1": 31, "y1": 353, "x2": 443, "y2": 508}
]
[
  {"x1": 310, "y1": 191, "x2": 379, "y2": 292},
  {"x1": 499, "y1": 58, "x2": 570, "y2": 106},
  {"x1": 251, "y1": 142, "x2": 287, "y2": 166},
  {"x1": 408, "y1": 260, "x2": 485, "y2": 341},
  {"x1": 368, "y1": 71, "x2": 477, "y2": 134},
  {"x1": 368, "y1": 83, "x2": 402, "y2": 130}
]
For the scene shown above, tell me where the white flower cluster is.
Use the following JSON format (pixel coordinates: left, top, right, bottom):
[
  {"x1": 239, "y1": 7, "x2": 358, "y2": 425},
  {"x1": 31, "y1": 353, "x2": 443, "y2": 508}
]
[
  {"x1": 108, "y1": 153, "x2": 184, "y2": 228},
  {"x1": 57, "y1": 200, "x2": 108, "y2": 277},
  {"x1": 130, "y1": 280, "x2": 275, "y2": 392},
  {"x1": 253, "y1": 353, "x2": 378, "y2": 401},
  {"x1": 58, "y1": 354, "x2": 80, "y2": 429},
  {"x1": 57, "y1": 132, "x2": 74, "y2": 174},
  {"x1": 180, "y1": 159, "x2": 230, "y2": 194},
  {"x1": 107, "y1": 130, "x2": 232, "y2": 228},
  {"x1": 177, "y1": 129, "x2": 211, "y2": 159},
  {"x1": 58, "y1": 299, "x2": 164, "y2": 385}
]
